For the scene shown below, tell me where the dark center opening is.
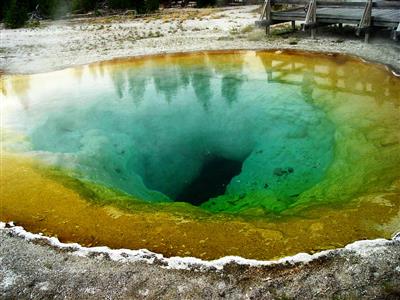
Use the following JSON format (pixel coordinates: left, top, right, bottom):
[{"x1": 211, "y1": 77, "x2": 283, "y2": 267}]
[{"x1": 175, "y1": 156, "x2": 243, "y2": 206}]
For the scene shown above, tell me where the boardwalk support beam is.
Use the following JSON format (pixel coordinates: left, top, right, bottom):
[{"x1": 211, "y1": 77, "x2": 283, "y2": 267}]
[
  {"x1": 304, "y1": 0, "x2": 317, "y2": 38},
  {"x1": 260, "y1": 0, "x2": 272, "y2": 35},
  {"x1": 393, "y1": 22, "x2": 400, "y2": 40},
  {"x1": 357, "y1": 0, "x2": 373, "y2": 42},
  {"x1": 256, "y1": 0, "x2": 399, "y2": 41}
]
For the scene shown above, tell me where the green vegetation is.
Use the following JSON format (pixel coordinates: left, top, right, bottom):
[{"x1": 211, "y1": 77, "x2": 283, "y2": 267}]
[
  {"x1": 144, "y1": 0, "x2": 158, "y2": 13},
  {"x1": 4, "y1": 0, "x2": 28, "y2": 29},
  {"x1": 71, "y1": 0, "x2": 96, "y2": 12},
  {"x1": 240, "y1": 24, "x2": 254, "y2": 33},
  {"x1": 196, "y1": 0, "x2": 215, "y2": 8},
  {"x1": 1, "y1": 0, "x2": 218, "y2": 28},
  {"x1": 1, "y1": 0, "x2": 161, "y2": 28},
  {"x1": 38, "y1": 0, "x2": 69, "y2": 17}
]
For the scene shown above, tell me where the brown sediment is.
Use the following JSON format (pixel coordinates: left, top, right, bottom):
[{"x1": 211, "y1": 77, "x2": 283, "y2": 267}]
[{"x1": 1, "y1": 154, "x2": 399, "y2": 260}]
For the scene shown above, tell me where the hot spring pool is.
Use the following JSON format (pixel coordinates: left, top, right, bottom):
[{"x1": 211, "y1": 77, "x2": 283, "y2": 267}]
[{"x1": 1, "y1": 50, "x2": 399, "y2": 260}]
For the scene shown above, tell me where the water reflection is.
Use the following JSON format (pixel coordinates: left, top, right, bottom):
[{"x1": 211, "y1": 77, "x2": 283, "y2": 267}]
[
  {"x1": 256, "y1": 51, "x2": 398, "y2": 104},
  {"x1": 191, "y1": 71, "x2": 213, "y2": 110},
  {"x1": 110, "y1": 69, "x2": 126, "y2": 99},
  {"x1": 212, "y1": 53, "x2": 245, "y2": 105},
  {"x1": 1, "y1": 76, "x2": 32, "y2": 110},
  {"x1": 87, "y1": 53, "x2": 247, "y2": 109},
  {"x1": 126, "y1": 69, "x2": 147, "y2": 106},
  {"x1": 2, "y1": 51, "x2": 398, "y2": 111},
  {"x1": 85, "y1": 51, "x2": 399, "y2": 110}
]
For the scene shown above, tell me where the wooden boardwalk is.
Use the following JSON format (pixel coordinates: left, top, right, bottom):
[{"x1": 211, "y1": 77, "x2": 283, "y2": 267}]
[{"x1": 256, "y1": 0, "x2": 400, "y2": 41}]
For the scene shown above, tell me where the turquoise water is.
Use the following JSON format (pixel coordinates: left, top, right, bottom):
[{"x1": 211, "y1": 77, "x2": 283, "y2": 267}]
[{"x1": 15, "y1": 58, "x2": 335, "y2": 211}]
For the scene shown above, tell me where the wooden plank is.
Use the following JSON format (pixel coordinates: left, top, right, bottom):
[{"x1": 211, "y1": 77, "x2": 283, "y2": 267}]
[
  {"x1": 258, "y1": 18, "x2": 398, "y2": 28},
  {"x1": 380, "y1": 11, "x2": 400, "y2": 20},
  {"x1": 257, "y1": 0, "x2": 400, "y2": 31},
  {"x1": 305, "y1": 0, "x2": 317, "y2": 37},
  {"x1": 260, "y1": 0, "x2": 268, "y2": 20},
  {"x1": 271, "y1": 7, "x2": 399, "y2": 22},
  {"x1": 269, "y1": 0, "x2": 400, "y2": 8},
  {"x1": 261, "y1": 0, "x2": 273, "y2": 34},
  {"x1": 357, "y1": 0, "x2": 373, "y2": 42}
]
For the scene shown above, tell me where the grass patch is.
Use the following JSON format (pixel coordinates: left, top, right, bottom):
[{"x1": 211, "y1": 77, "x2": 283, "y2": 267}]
[
  {"x1": 250, "y1": 6, "x2": 263, "y2": 14},
  {"x1": 241, "y1": 25, "x2": 254, "y2": 34},
  {"x1": 229, "y1": 27, "x2": 240, "y2": 35},
  {"x1": 26, "y1": 19, "x2": 41, "y2": 29},
  {"x1": 217, "y1": 36, "x2": 234, "y2": 41},
  {"x1": 210, "y1": 13, "x2": 227, "y2": 19},
  {"x1": 246, "y1": 29, "x2": 268, "y2": 41},
  {"x1": 271, "y1": 24, "x2": 294, "y2": 35}
]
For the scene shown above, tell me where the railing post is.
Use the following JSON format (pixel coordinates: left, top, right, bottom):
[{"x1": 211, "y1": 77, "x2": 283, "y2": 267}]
[
  {"x1": 304, "y1": 0, "x2": 317, "y2": 38},
  {"x1": 357, "y1": 0, "x2": 373, "y2": 42},
  {"x1": 393, "y1": 22, "x2": 400, "y2": 41},
  {"x1": 260, "y1": 0, "x2": 272, "y2": 35}
]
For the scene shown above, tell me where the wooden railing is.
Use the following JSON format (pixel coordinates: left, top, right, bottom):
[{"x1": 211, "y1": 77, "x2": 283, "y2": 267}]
[
  {"x1": 258, "y1": 0, "x2": 400, "y2": 41},
  {"x1": 263, "y1": 0, "x2": 400, "y2": 7}
]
